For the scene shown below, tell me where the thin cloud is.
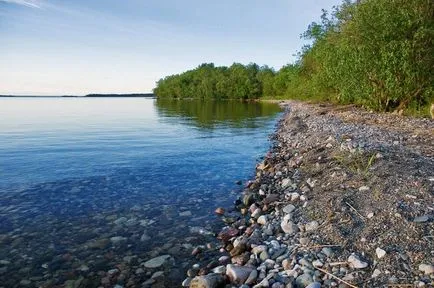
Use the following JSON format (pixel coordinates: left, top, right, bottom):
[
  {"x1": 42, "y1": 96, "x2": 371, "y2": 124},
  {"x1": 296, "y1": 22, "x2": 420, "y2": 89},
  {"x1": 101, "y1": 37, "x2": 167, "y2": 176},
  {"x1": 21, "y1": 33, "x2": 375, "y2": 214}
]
[{"x1": 0, "y1": 0, "x2": 41, "y2": 9}]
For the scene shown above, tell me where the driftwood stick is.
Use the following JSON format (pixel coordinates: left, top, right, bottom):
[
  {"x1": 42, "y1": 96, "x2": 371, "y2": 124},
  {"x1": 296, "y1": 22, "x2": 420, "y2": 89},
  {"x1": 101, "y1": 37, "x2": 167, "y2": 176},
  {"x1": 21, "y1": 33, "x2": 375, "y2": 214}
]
[
  {"x1": 345, "y1": 202, "x2": 365, "y2": 221},
  {"x1": 315, "y1": 267, "x2": 358, "y2": 288}
]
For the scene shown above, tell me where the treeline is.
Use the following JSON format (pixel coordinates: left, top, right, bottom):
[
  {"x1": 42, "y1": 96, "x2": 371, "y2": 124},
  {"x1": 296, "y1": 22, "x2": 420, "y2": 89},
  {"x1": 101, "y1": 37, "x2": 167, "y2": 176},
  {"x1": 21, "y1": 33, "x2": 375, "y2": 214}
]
[
  {"x1": 154, "y1": 0, "x2": 433, "y2": 115},
  {"x1": 154, "y1": 63, "x2": 284, "y2": 100}
]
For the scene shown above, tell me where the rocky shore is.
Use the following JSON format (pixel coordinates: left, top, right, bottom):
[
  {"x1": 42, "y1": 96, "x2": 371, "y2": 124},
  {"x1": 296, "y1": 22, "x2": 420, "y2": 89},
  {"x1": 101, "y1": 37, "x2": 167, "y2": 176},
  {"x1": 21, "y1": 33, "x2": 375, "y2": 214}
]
[{"x1": 183, "y1": 101, "x2": 434, "y2": 288}]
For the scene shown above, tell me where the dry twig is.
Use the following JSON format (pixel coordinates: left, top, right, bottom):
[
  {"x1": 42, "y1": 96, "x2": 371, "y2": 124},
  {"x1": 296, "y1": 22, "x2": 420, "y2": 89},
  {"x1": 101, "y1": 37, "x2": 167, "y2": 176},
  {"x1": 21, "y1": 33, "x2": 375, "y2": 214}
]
[{"x1": 315, "y1": 267, "x2": 358, "y2": 288}]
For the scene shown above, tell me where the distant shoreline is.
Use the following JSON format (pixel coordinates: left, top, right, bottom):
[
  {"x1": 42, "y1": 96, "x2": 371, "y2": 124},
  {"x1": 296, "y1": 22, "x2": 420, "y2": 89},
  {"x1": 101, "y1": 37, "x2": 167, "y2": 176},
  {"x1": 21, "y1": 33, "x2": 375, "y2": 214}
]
[{"x1": 0, "y1": 93, "x2": 155, "y2": 98}]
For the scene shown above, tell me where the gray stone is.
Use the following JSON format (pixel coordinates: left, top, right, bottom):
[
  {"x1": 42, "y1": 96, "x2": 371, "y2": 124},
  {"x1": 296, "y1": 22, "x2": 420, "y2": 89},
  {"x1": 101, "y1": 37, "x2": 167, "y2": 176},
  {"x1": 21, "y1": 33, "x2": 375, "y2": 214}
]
[
  {"x1": 348, "y1": 253, "x2": 368, "y2": 269},
  {"x1": 245, "y1": 269, "x2": 258, "y2": 285},
  {"x1": 143, "y1": 255, "x2": 171, "y2": 269},
  {"x1": 295, "y1": 273, "x2": 313, "y2": 287},
  {"x1": 321, "y1": 247, "x2": 334, "y2": 258},
  {"x1": 110, "y1": 236, "x2": 127, "y2": 244},
  {"x1": 282, "y1": 204, "x2": 296, "y2": 214},
  {"x1": 306, "y1": 282, "x2": 321, "y2": 288},
  {"x1": 376, "y1": 247, "x2": 386, "y2": 259},
  {"x1": 281, "y1": 215, "x2": 299, "y2": 234},
  {"x1": 414, "y1": 215, "x2": 430, "y2": 223},
  {"x1": 282, "y1": 178, "x2": 292, "y2": 188},
  {"x1": 257, "y1": 215, "x2": 268, "y2": 225},
  {"x1": 226, "y1": 264, "x2": 254, "y2": 285}
]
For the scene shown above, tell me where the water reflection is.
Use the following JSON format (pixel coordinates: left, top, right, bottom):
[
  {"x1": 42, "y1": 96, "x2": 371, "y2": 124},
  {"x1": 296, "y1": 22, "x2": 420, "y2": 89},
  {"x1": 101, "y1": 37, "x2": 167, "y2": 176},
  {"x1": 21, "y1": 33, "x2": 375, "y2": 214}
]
[{"x1": 155, "y1": 99, "x2": 282, "y2": 129}]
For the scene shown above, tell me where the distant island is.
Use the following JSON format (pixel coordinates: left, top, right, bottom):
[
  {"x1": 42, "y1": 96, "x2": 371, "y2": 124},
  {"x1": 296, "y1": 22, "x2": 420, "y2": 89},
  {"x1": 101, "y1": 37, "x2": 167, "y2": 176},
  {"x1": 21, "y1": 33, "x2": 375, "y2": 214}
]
[
  {"x1": 0, "y1": 93, "x2": 154, "y2": 98},
  {"x1": 84, "y1": 93, "x2": 154, "y2": 98}
]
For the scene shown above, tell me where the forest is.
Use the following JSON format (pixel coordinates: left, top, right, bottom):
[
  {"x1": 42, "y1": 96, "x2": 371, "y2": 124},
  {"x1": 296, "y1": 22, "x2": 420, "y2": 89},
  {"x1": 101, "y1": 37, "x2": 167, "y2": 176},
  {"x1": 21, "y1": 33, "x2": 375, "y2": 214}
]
[{"x1": 153, "y1": 0, "x2": 433, "y2": 116}]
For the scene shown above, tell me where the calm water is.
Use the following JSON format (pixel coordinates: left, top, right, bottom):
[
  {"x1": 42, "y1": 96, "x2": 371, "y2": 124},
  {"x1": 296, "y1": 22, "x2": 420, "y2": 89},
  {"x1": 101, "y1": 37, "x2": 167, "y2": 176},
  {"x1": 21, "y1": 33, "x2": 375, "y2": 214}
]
[{"x1": 0, "y1": 98, "x2": 281, "y2": 287}]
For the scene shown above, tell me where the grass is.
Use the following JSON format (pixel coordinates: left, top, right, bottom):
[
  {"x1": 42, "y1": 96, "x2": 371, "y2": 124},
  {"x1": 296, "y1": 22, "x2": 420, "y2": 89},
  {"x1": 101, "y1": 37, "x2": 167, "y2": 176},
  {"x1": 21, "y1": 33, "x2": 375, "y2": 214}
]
[{"x1": 333, "y1": 150, "x2": 377, "y2": 178}]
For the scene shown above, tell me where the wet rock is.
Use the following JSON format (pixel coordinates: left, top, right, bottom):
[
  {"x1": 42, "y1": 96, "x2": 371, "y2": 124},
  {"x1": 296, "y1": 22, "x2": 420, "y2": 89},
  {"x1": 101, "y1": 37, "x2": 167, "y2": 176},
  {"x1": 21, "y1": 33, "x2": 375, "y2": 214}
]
[
  {"x1": 143, "y1": 255, "x2": 171, "y2": 269},
  {"x1": 179, "y1": 210, "x2": 192, "y2": 217},
  {"x1": 348, "y1": 253, "x2": 368, "y2": 269},
  {"x1": 226, "y1": 264, "x2": 253, "y2": 284},
  {"x1": 218, "y1": 227, "x2": 239, "y2": 242},
  {"x1": 87, "y1": 238, "x2": 110, "y2": 249},
  {"x1": 110, "y1": 236, "x2": 127, "y2": 244},
  {"x1": 215, "y1": 207, "x2": 225, "y2": 215}
]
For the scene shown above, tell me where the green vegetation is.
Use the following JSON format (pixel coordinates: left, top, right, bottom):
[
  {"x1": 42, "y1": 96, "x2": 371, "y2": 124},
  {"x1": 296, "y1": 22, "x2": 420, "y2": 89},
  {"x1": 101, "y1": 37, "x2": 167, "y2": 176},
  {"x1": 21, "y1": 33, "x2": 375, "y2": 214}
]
[
  {"x1": 154, "y1": 0, "x2": 433, "y2": 116},
  {"x1": 333, "y1": 150, "x2": 377, "y2": 179}
]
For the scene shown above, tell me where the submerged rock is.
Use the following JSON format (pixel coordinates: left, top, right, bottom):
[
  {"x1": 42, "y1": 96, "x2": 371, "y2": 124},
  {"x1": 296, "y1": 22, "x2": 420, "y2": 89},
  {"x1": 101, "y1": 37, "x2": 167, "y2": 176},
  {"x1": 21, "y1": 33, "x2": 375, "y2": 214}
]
[{"x1": 143, "y1": 255, "x2": 171, "y2": 269}]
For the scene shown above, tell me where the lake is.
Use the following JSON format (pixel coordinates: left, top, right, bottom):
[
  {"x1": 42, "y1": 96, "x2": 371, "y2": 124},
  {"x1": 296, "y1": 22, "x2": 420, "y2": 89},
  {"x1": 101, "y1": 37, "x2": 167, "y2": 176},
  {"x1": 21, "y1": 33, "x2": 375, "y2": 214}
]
[{"x1": 0, "y1": 97, "x2": 281, "y2": 287}]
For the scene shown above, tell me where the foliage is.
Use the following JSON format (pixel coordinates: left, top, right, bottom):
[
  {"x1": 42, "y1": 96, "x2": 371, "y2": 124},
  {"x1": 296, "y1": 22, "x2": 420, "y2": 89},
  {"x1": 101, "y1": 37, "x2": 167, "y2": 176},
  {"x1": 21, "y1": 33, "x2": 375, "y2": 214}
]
[
  {"x1": 154, "y1": 0, "x2": 434, "y2": 116},
  {"x1": 287, "y1": 0, "x2": 434, "y2": 114}
]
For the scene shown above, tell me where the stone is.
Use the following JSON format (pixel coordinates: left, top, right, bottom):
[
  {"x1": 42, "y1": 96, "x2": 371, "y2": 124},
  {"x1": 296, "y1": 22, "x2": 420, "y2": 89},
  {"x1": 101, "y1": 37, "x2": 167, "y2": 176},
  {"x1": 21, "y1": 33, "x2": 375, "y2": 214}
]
[
  {"x1": 190, "y1": 273, "x2": 225, "y2": 288},
  {"x1": 359, "y1": 186, "x2": 370, "y2": 192},
  {"x1": 290, "y1": 193, "x2": 300, "y2": 201},
  {"x1": 281, "y1": 215, "x2": 299, "y2": 234},
  {"x1": 19, "y1": 280, "x2": 31, "y2": 286},
  {"x1": 245, "y1": 269, "x2": 258, "y2": 285},
  {"x1": 243, "y1": 194, "x2": 254, "y2": 206},
  {"x1": 252, "y1": 245, "x2": 267, "y2": 255},
  {"x1": 347, "y1": 253, "x2": 368, "y2": 269},
  {"x1": 372, "y1": 269, "x2": 381, "y2": 278},
  {"x1": 259, "y1": 251, "x2": 269, "y2": 262},
  {"x1": 321, "y1": 247, "x2": 334, "y2": 258},
  {"x1": 182, "y1": 278, "x2": 192, "y2": 288},
  {"x1": 110, "y1": 236, "x2": 127, "y2": 244},
  {"x1": 215, "y1": 207, "x2": 225, "y2": 215},
  {"x1": 295, "y1": 273, "x2": 313, "y2": 287},
  {"x1": 306, "y1": 282, "x2": 321, "y2": 288},
  {"x1": 217, "y1": 227, "x2": 239, "y2": 242},
  {"x1": 376, "y1": 247, "x2": 386, "y2": 259},
  {"x1": 143, "y1": 255, "x2": 171, "y2": 269},
  {"x1": 264, "y1": 194, "x2": 279, "y2": 204},
  {"x1": 257, "y1": 215, "x2": 268, "y2": 225},
  {"x1": 226, "y1": 264, "x2": 254, "y2": 285},
  {"x1": 212, "y1": 265, "x2": 226, "y2": 274},
  {"x1": 418, "y1": 264, "x2": 434, "y2": 275},
  {"x1": 414, "y1": 215, "x2": 430, "y2": 223},
  {"x1": 312, "y1": 260, "x2": 323, "y2": 267},
  {"x1": 151, "y1": 271, "x2": 164, "y2": 279},
  {"x1": 282, "y1": 178, "x2": 292, "y2": 188},
  {"x1": 305, "y1": 221, "x2": 319, "y2": 232},
  {"x1": 179, "y1": 210, "x2": 192, "y2": 217},
  {"x1": 252, "y1": 208, "x2": 262, "y2": 219},
  {"x1": 282, "y1": 204, "x2": 296, "y2": 214}
]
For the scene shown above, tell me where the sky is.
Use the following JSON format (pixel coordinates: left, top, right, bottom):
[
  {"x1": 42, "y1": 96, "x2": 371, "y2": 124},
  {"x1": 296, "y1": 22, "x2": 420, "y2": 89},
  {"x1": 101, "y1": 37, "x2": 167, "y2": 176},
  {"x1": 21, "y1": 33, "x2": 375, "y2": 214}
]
[{"x1": 0, "y1": 0, "x2": 342, "y2": 95}]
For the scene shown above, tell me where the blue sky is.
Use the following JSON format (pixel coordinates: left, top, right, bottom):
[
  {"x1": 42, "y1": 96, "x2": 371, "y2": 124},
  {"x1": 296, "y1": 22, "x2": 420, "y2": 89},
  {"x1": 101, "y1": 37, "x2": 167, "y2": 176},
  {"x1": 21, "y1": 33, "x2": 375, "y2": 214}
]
[{"x1": 0, "y1": 0, "x2": 342, "y2": 95}]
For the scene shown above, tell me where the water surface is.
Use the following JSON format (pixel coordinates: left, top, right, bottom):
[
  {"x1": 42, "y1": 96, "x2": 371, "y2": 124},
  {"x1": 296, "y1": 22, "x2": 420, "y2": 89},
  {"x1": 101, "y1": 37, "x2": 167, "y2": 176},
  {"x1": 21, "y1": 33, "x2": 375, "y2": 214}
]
[{"x1": 0, "y1": 98, "x2": 281, "y2": 287}]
